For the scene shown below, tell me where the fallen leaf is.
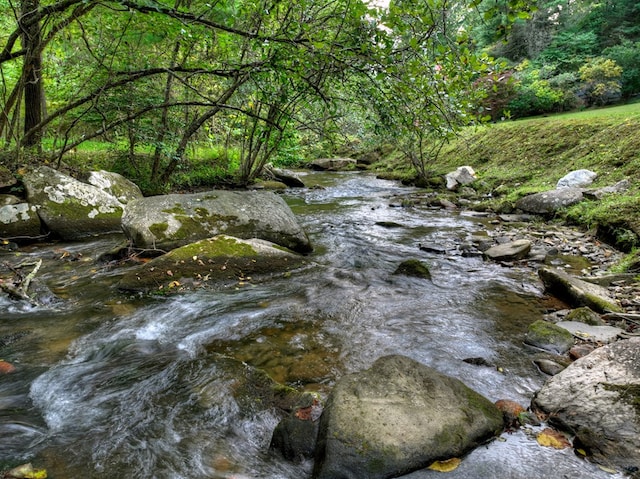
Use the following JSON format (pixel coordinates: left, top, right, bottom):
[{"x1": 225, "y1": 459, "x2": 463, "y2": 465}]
[
  {"x1": 536, "y1": 428, "x2": 571, "y2": 449},
  {"x1": 428, "y1": 457, "x2": 461, "y2": 472},
  {"x1": 166, "y1": 270, "x2": 173, "y2": 276},
  {"x1": 0, "y1": 360, "x2": 17, "y2": 374},
  {"x1": 6, "y1": 463, "x2": 48, "y2": 478},
  {"x1": 168, "y1": 281, "x2": 181, "y2": 288}
]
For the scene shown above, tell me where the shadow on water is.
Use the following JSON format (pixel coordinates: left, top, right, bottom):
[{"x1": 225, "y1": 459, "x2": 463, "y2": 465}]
[{"x1": 0, "y1": 171, "x2": 621, "y2": 478}]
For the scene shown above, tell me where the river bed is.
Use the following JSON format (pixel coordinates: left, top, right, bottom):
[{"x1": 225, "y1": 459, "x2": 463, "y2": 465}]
[{"x1": 0, "y1": 171, "x2": 621, "y2": 478}]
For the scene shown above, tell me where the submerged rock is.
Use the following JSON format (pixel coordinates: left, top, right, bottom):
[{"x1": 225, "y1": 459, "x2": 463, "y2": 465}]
[
  {"x1": 393, "y1": 259, "x2": 432, "y2": 280},
  {"x1": 533, "y1": 337, "x2": 640, "y2": 473},
  {"x1": 313, "y1": 355, "x2": 503, "y2": 479}
]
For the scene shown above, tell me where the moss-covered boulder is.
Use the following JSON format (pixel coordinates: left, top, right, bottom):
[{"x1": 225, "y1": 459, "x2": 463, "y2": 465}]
[
  {"x1": 393, "y1": 259, "x2": 432, "y2": 280},
  {"x1": 121, "y1": 189, "x2": 312, "y2": 253},
  {"x1": 117, "y1": 234, "x2": 308, "y2": 293},
  {"x1": 22, "y1": 165, "x2": 124, "y2": 240},
  {"x1": 524, "y1": 320, "x2": 574, "y2": 354},
  {"x1": 313, "y1": 355, "x2": 503, "y2": 479},
  {"x1": 532, "y1": 337, "x2": 640, "y2": 473},
  {"x1": 538, "y1": 267, "x2": 622, "y2": 313}
]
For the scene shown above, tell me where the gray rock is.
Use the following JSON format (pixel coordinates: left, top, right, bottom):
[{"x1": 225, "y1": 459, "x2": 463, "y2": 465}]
[
  {"x1": 524, "y1": 320, "x2": 575, "y2": 354},
  {"x1": 556, "y1": 169, "x2": 597, "y2": 188},
  {"x1": 534, "y1": 358, "x2": 567, "y2": 376},
  {"x1": 263, "y1": 164, "x2": 305, "y2": 188},
  {"x1": 532, "y1": 337, "x2": 640, "y2": 472},
  {"x1": 555, "y1": 321, "x2": 623, "y2": 344},
  {"x1": 445, "y1": 166, "x2": 477, "y2": 190},
  {"x1": 121, "y1": 190, "x2": 312, "y2": 253},
  {"x1": 313, "y1": 355, "x2": 503, "y2": 479},
  {"x1": 538, "y1": 267, "x2": 622, "y2": 313},
  {"x1": 0, "y1": 203, "x2": 42, "y2": 239},
  {"x1": 87, "y1": 170, "x2": 143, "y2": 204},
  {"x1": 22, "y1": 166, "x2": 124, "y2": 240},
  {"x1": 483, "y1": 239, "x2": 531, "y2": 261},
  {"x1": 515, "y1": 188, "x2": 584, "y2": 215},
  {"x1": 583, "y1": 179, "x2": 630, "y2": 200},
  {"x1": 310, "y1": 158, "x2": 357, "y2": 171}
]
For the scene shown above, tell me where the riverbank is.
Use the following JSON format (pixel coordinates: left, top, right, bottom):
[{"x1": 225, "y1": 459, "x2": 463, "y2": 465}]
[{"x1": 369, "y1": 103, "x2": 640, "y2": 263}]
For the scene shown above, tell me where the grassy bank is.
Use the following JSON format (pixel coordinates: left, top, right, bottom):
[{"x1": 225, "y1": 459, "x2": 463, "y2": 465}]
[{"x1": 372, "y1": 103, "x2": 640, "y2": 255}]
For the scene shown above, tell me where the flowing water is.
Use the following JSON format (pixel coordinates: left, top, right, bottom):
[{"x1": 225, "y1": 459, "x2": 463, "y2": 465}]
[{"x1": 0, "y1": 172, "x2": 621, "y2": 478}]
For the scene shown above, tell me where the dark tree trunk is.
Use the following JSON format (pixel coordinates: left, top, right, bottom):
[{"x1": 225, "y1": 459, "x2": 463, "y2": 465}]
[{"x1": 20, "y1": 0, "x2": 44, "y2": 149}]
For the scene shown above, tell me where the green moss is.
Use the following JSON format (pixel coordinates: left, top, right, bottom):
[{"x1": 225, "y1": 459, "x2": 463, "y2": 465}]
[
  {"x1": 149, "y1": 222, "x2": 169, "y2": 237},
  {"x1": 162, "y1": 204, "x2": 186, "y2": 215},
  {"x1": 393, "y1": 259, "x2": 432, "y2": 280}
]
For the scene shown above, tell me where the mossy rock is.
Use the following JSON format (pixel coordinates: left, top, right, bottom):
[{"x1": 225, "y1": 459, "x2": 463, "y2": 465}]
[
  {"x1": 117, "y1": 234, "x2": 308, "y2": 293},
  {"x1": 393, "y1": 259, "x2": 432, "y2": 280},
  {"x1": 524, "y1": 320, "x2": 574, "y2": 354},
  {"x1": 565, "y1": 307, "x2": 606, "y2": 326}
]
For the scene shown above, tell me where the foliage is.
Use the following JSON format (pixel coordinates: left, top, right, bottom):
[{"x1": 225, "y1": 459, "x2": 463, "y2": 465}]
[
  {"x1": 578, "y1": 57, "x2": 623, "y2": 106},
  {"x1": 603, "y1": 40, "x2": 640, "y2": 98}
]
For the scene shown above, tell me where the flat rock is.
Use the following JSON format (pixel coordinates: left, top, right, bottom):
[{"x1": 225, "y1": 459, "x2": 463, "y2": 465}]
[
  {"x1": 484, "y1": 239, "x2": 531, "y2": 261},
  {"x1": 538, "y1": 267, "x2": 622, "y2": 313},
  {"x1": 555, "y1": 321, "x2": 623, "y2": 343},
  {"x1": 532, "y1": 337, "x2": 640, "y2": 472},
  {"x1": 117, "y1": 234, "x2": 307, "y2": 293},
  {"x1": 515, "y1": 188, "x2": 584, "y2": 215},
  {"x1": 313, "y1": 355, "x2": 503, "y2": 479}
]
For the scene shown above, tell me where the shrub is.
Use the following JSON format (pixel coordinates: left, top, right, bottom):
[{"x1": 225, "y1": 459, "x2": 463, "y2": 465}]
[{"x1": 578, "y1": 57, "x2": 623, "y2": 106}]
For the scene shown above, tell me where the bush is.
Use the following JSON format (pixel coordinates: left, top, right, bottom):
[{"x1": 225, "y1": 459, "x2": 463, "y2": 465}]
[{"x1": 578, "y1": 57, "x2": 623, "y2": 106}]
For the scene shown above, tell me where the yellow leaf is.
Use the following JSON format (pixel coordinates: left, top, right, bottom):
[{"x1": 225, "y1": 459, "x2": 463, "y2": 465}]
[
  {"x1": 428, "y1": 457, "x2": 461, "y2": 472},
  {"x1": 597, "y1": 465, "x2": 619, "y2": 474},
  {"x1": 6, "y1": 463, "x2": 47, "y2": 478},
  {"x1": 536, "y1": 428, "x2": 571, "y2": 449},
  {"x1": 168, "y1": 281, "x2": 181, "y2": 288}
]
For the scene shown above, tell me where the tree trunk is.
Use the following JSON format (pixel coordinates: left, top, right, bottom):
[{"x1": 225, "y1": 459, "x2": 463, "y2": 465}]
[{"x1": 20, "y1": 0, "x2": 44, "y2": 149}]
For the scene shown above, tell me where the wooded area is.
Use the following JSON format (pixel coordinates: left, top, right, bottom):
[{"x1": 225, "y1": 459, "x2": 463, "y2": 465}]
[{"x1": 0, "y1": 0, "x2": 637, "y2": 192}]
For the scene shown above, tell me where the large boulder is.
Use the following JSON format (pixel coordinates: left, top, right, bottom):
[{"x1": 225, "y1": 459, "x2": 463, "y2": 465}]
[
  {"x1": 309, "y1": 158, "x2": 357, "y2": 171},
  {"x1": 117, "y1": 235, "x2": 308, "y2": 293},
  {"x1": 556, "y1": 169, "x2": 597, "y2": 188},
  {"x1": 87, "y1": 170, "x2": 143, "y2": 204},
  {"x1": 515, "y1": 188, "x2": 584, "y2": 215},
  {"x1": 313, "y1": 355, "x2": 503, "y2": 479},
  {"x1": 445, "y1": 166, "x2": 477, "y2": 191},
  {"x1": 121, "y1": 190, "x2": 312, "y2": 253},
  {"x1": 532, "y1": 337, "x2": 640, "y2": 472},
  {"x1": 22, "y1": 166, "x2": 125, "y2": 240},
  {"x1": 538, "y1": 267, "x2": 622, "y2": 313}
]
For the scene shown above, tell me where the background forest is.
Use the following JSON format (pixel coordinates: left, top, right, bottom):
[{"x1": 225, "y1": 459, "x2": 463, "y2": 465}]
[{"x1": 0, "y1": 0, "x2": 638, "y2": 194}]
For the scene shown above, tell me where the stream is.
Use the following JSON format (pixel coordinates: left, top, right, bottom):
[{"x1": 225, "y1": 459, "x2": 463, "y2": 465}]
[{"x1": 0, "y1": 171, "x2": 621, "y2": 478}]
